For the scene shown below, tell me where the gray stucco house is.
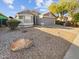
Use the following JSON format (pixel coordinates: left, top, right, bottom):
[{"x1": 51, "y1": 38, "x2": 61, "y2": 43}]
[{"x1": 15, "y1": 10, "x2": 39, "y2": 27}]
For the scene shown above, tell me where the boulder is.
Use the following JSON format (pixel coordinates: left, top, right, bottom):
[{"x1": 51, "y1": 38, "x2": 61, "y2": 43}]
[{"x1": 10, "y1": 38, "x2": 33, "y2": 51}]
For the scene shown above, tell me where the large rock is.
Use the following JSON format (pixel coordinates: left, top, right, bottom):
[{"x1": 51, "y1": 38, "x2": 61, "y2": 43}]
[{"x1": 10, "y1": 38, "x2": 33, "y2": 51}]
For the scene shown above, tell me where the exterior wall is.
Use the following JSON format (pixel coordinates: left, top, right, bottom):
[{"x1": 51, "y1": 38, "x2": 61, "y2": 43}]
[
  {"x1": 16, "y1": 14, "x2": 34, "y2": 27},
  {"x1": 37, "y1": 17, "x2": 55, "y2": 26}
]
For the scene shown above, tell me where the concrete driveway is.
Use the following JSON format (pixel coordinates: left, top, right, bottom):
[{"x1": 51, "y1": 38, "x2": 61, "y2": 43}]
[
  {"x1": 35, "y1": 25, "x2": 79, "y2": 59},
  {"x1": 35, "y1": 25, "x2": 78, "y2": 43}
]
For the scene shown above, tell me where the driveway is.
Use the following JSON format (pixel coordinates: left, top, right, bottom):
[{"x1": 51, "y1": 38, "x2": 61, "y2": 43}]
[
  {"x1": 35, "y1": 25, "x2": 78, "y2": 43},
  {"x1": 64, "y1": 28, "x2": 79, "y2": 59},
  {"x1": 36, "y1": 25, "x2": 79, "y2": 59}
]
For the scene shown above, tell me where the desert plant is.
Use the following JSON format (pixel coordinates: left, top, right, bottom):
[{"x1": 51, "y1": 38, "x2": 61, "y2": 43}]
[{"x1": 7, "y1": 19, "x2": 21, "y2": 30}]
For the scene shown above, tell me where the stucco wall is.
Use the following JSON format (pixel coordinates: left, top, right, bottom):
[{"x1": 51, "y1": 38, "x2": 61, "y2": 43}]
[{"x1": 16, "y1": 14, "x2": 34, "y2": 27}]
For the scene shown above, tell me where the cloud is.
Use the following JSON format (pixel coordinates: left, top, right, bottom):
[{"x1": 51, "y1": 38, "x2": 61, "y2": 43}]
[
  {"x1": 3, "y1": 0, "x2": 14, "y2": 5},
  {"x1": 35, "y1": 0, "x2": 44, "y2": 7},
  {"x1": 35, "y1": 0, "x2": 53, "y2": 12},
  {"x1": 9, "y1": 5, "x2": 14, "y2": 9},
  {"x1": 3, "y1": 0, "x2": 14, "y2": 9},
  {"x1": 45, "y1": 0, "x2": 53, "y2": 7},
  {"x1": 21, "y1": 5, "x2": 26, "y2": 10},
  {"x1": 39, "y1": 8, "x2": 47, "y2": 12},
  {"x1": 27, "y1": 0, "x2": 53, "y2": 12}
]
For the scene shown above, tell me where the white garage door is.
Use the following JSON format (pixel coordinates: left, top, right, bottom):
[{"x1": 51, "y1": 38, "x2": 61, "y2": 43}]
[{"x1": 38, "y1": 17, "x2": 55, "y2": 26}]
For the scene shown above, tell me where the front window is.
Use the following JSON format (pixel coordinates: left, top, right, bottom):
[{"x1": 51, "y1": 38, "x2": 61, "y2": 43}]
[{"x1": 19, "y1": 16, "x2": 24, "y2": 19}]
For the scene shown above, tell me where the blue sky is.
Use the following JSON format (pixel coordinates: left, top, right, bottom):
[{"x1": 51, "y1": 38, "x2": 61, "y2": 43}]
[{"x1": 0, "y1": 0, "x2": 58, "y2": 17}]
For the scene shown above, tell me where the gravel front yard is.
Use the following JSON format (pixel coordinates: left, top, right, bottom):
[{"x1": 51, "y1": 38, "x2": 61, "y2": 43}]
[{"x1": 0, "y1": 27, "x2": 71, "y2": 59}]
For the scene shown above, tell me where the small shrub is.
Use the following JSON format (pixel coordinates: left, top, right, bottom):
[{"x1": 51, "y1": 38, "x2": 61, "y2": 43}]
[
  {"x1": 55, "y1": 20, "x2": 64, "y2": 25},
  {"x1": 64, "y1": 21, "x2": 72, "y2": 26},
  {"x1": 72, "y1": 13, "x2": 79, "y2": 26},
  {"x1": 7, "y1": 19, "x2": 21, "y2": 30},
  {"x1": 73, "y1": 13, "x2": 79, "y2": 22}
]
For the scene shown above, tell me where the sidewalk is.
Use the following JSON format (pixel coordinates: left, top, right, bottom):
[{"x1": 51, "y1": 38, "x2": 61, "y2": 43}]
[{"x1": 64, "y1": 34, "x2": 79, "y2": 59}]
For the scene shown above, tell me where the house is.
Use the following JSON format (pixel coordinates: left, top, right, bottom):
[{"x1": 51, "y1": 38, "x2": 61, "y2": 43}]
[
  {"x1": 43, "y1": 12, "x2": 55, "y2": 18},
  {"x1": 15, "y1": 10, "x2": 56, "y2": 27},
  {"x1": 15, "y1": 10, "x2": 39, "y2": 27}
]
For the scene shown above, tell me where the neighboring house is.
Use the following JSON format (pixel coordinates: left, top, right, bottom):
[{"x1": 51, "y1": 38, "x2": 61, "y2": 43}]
[
  {"x1": 15, "y1": 10, "x2": 39, "y2": 27},
  {"x1": 43, "y1": 12, "x2": 55, "y2": 18}
]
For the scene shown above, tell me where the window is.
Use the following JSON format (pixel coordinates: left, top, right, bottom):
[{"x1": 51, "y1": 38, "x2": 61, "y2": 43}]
[
  {"x1": 19, "y1": 16, "x2": 24, "y2": 19},
  {"x1": 24, "y1": 16, "x2": 33, "y2": 23}
]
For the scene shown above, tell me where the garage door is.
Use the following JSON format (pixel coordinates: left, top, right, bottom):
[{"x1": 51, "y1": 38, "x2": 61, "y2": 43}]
[{"x1": 38, "y1": 17, "x2": 55, "y2": 26}]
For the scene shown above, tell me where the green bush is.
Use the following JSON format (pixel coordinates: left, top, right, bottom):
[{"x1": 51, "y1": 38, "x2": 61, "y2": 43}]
[
  {"x1": 73, "y1": 13, "x2": 79, "y2": 22},
  {"x1": 7, "y1": 19, "x2": 21, "y2": 30},
  {"x1": 72, "y1": 13, "x2": 79, "y2": 26},
  {"x1": 55, "y1": 20, "x2": 65, "y2": 25}
]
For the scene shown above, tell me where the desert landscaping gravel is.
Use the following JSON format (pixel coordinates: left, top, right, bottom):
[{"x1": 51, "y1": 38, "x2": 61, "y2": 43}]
[{"x1": 0, "y1": 27, "x2": 71, "y2": 59}]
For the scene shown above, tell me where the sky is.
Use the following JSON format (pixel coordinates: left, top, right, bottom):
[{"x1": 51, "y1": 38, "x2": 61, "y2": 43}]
[{"x1": 0, "y1": 0, "x2": 58, "y2": 17}]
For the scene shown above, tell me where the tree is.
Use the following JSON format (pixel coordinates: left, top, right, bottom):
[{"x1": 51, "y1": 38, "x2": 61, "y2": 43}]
[
  {"x1": 60, "y1": 0, "x2": 79, "y2": 16},
  {"x1": 62, "y1": 0, "x2": 79, "y2": 26},
  {"x1": 48, "y1": 0, "x2": 79, "y2": 19},
  {"x1": 48, "y1": 3, "x2": 58, "y2": 18},
  {"x1": 72, "y1": 13, "x2": 79, "y2": 26},
  {"x1": 48, "y1": 1, "x2": 68, "y2": 22},
  {"x1": 48, "y1": 0, "x2": 79, "y2": 26}
]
